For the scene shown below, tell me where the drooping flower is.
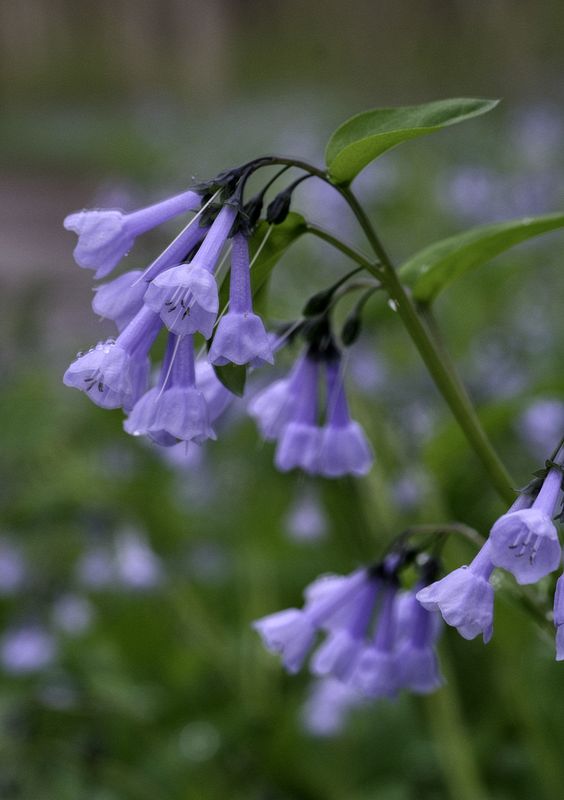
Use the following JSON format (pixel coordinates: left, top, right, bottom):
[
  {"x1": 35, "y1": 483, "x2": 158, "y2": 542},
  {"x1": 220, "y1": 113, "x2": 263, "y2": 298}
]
[
  {"x1": 301, "y1": 678, "x2": 364, "y2": 737},
  {"x1": 350, "y1": 582, "x2": 399, "y2": 698},
  {"x1": 194, "y1": 360, "x2": 234, "y2": 423},
  {"x1": 125, "y1": 334, "x2": 215, "y2": 445},
  {"x1": 92, "y1": 270, "x2": 147, "y2": 332},
  {"x1": 208, "y1": 232, "x2": 273, "y2": 366},
  {"x1": 489, "y1": 467, "x2": 562, "y2": 584},
  {"x1": 64, "y1": 189, "x2": 202, "y2": 278},
  {"x1": 63, "y1": 306, "x2": 161, "y2": 410},
  {"x1": 395, "y1": 588, "x2": 443, "y2": 694},
  {"x1": 145, "y1": 204, "x2": 237, "y2": 338},
  {"x1": 274, "y1": 354, "x2": 321, "y2": 474},
  {"x1": 416, "y1": 541, "x2": 496, "y2": 642},
  {"x1": 247, "y1": 353, "x2": 307, "y2": 441},
  {"x1": 316, "y1": 358, "x2": 373, "y2": 478},
  {"x1": 253, "y1": 568, "x2": 371, "y2": 674}
]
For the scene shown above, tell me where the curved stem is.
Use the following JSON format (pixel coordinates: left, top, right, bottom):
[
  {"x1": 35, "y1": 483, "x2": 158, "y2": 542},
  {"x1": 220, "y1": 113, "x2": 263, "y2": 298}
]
[
  {"x1": 252, "y1": 157, "x2": 515, "y2": 503},
  {"x1": 305, "y1": 223, "x2": 376, "y2": 271}
]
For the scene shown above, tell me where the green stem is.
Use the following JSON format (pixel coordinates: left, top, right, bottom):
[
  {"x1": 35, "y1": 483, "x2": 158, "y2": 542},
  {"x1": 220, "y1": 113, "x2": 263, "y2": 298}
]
[
  {"x1": 339, "y1": 185, "x2": 515, "y2": 505},
  {"x1": 305, "y1": 223, "x2": 375, "y2": 270},
  {"x1": 257, "y1": 157, "x2": 515, "y2": 503}
]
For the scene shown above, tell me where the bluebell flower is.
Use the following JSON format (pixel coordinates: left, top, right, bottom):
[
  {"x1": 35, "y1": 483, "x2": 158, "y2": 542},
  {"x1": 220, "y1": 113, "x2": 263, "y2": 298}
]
[
  {"x1": 317, "y1": 359, "x2": 374, "y2": 478},
  {"x1": 125, "y1": 334, "x2": 215, "y2": 445},
  {"x1": 416, "y1": 541, "x2": 496, "y2": 642},
  {"x1": 489, "y1": 467, "x2": 562, "y2": 584},
  {"x1": 247, "y1": 353, "x2": 307, "y2": 441},
  {"x1": 274, "y1": 354, "x2": 321, "y2": 474},
  {"x1": 253, "y1": 568, "x2": 370, "y2": 674},
  {"x1": 145, "y1": 205, "x2": 237, "y2": 339},
  {"x1": 92, "y1": 270, "x2": 147, "y2": 332},
  {"x1": 64, "y1": 189, "x2": 201, "y2": 278},
  {"x1": 208, "y1": 233, "x2": 273, "y2": 366},
  {"x1": 350, "y1": 582, "x2": 399, "y2": 698},
  {"x1": 194, "y1": 360, "x2": 234, "y2": 423},
  {"x1": 63, "y1": 306, "x2": 161, "y2": 410},
  {"x1": 395, "y1": 587, "x2": 443, "y2": 694}
]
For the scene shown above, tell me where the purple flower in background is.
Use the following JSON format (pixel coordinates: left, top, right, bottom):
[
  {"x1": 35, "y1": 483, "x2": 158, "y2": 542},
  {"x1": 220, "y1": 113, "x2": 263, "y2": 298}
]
[
  {"x1": 489, "y1": 468, "x2": 562, "y2": 584},
  {"x1": 416, "y1": 542, "x2": 496, "y2": 642},
  {"x1": 247, "y1": 353, "x2": 307, "y2": 441},
  {"x1": 0, "y1": 626, "x2": 57, "y2": 675},
  {"x1": 63, "y1": 306, "x2": 161, "y2": 410},
  {"x1": 208, "y1": 233, "x2": 273, "y2": 366},
  {"x1": 553, "y1": 573, "x2": 564, "y2": 660},
  {"x1": 395, "y1": 588, "x2": 443, "y2": 694},
  {"x1": 274, "y1": 354, "x2": 321, "y2": 474},
  {"x1": 317, "y1": 359, "x2": 373, "y2": 478},
  {"x1": 0, "y1": 539, "x2": 26, "y2": 595},
  {"x1": 350, "y1": 582, "x2": 399, "y2": 698},
  {"x1": 64, "y1": 189, "x2": 201, "y2": 278},
  {"x1": 145, "y1": 205, "x2": 237, "y2": 338},
  {"x1": 283, "y1": 486, "x2": 328, "y2": 543},
  {"x1": 125, "y1": 334, "x2": 215, "y2": 445},
  {"x1": 115, "y1": 528, "x2": 164, "y2": 590},
  {"x1": 92, "y1": 270, "x2": 147, "y2": 331},
  {"x1": 52, "y1": 595, "x2": 93, "y2": 636},
  {"x1": 301, "y1": 678, "x2": 364, "y2": 737},
  {"x1": 253, "y1": 568, "x2": 369, "y2": 674}
]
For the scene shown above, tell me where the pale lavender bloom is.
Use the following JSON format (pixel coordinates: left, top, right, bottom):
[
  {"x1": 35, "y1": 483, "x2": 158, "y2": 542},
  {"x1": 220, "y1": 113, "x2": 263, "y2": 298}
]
[
  {"x1": 350, "y1": 583, "x2": 399, "y2": 698},
  {"x1": 247, "y1": 354, "x2": 308, "y2": 441},
  {"x1": 115, "y1": 529, "x2": 164, "y2": 590},
  {"x1": 489, "y1": 469, "x2": 562, "y2": 584},
  {"x1": 0, "y1": 539, "x2": 26, "y2": 595},
  {"x1": 208, "y1": 233, "x2": 273, "y2": 366},
  {"x1": 0, "y1": 627, "x2": 57, "y2": 674},
  {"x1": 75, "y1": 547, "x2": 115, "y2": 589},
  {"x1": 310, "y1": 578, "x2": 379, "y2": 681},
  {"x1": 283, "y1": 486, "x2": 328, "y2": 543},
  {"x1": 519, "y1": 400, "x2": 564, "y2": 459},
  {"x1": 301, "y1": 678, "x2": 364, "y2": 737},
  {"x1": 395, "y1": 589, "x2": 443, "y2": 694},
  {"x1": 553, "y1": 573, "x2": 564, "y2": 660},
  {"x1": 64, "y1": 189, "x2": 201, "y2": 278},
  {"x1": 317, "y1": 360, "x2": 373, "y2": 478},
  {"x1": 125, "y1": 334, "x2": 215, "y2": 445},
  {"x1": 64, "y1": 306, "x2": 161, "y2": 410},
  {"x1": 145, "y1": 205, "x2": 237, "y2": 338},
  {"x1": 416, "y1": 542, "x2": 495, "y2": 642},
  {"x1": 253, "y1": 569, "x2": 370, "y2": 674},
  {"x1": 92, "y1": 270, "x2": 147, "y2": 331},
  {"x1": 274, "y1": 355, "x2": 321, "y2": 474},
  {"x1": 52, "y1": 595, "x2": 93, "y2": 635}
]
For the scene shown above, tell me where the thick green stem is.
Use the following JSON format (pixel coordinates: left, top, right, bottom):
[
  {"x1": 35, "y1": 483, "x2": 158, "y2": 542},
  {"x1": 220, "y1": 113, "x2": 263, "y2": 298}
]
[{"x1": 339, "y1": 185, "x2": 515, "y2": 505}]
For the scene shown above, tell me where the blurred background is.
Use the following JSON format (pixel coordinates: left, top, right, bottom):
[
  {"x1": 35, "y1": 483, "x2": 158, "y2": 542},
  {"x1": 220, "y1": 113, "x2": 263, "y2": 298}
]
[{"x1": 2, "y1": 1, "x2": 564, "y2": 798}]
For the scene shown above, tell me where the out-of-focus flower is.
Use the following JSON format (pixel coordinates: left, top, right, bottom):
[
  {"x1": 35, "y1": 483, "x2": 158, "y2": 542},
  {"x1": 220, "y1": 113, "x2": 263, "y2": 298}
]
[
  {"x1": 0, "y1": 538, "x2": 26, "y2": 595},
  {"x1": 283, "y1": 486, "x2": 328, "y2": 543},
  {"x1": 52, "y1": 595, "x2": 94, "y2": 636},
  {"x1": 115, "y1": 529, "x2": 164, "y2": 590},
  {"x1": 0, "y1": 626, "x2": 57, "y2": 674},
  {"x1": 301, "y1": 678, "x2": 364, "y2": 737}
]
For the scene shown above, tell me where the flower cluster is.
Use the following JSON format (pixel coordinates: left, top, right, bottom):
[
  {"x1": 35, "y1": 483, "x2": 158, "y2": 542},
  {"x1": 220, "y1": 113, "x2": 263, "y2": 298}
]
[
  {"x1": 417, "y1": 462, "x2": 564, "y2": 655},
  {"x1": 63, "y1": 182, "x2": 375, "y2": 479},
  {"x1": 253, "y1": 557, "x2": 443, "y2": 700},
  {"x1": 248, "y1": 346, "x2": 373, "y2": 478}
]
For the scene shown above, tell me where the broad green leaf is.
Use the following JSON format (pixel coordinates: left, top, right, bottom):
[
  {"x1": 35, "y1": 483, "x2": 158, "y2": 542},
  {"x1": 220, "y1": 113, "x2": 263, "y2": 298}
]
[
  {"x1": 325, "y1": 98, "x2": 498, "y2": 184},
  {"x1": 399, "y1": 212, "x2": 564, "y2": 303},
  {"x1": 213, "y1": 363, "x2": 247, "y2": 396}
]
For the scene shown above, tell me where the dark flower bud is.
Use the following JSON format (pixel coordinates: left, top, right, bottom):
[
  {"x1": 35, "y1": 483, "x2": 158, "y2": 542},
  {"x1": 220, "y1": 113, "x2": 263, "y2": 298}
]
[{"x1": 266, "y1": 191, "x2": 292, "y2": 225}]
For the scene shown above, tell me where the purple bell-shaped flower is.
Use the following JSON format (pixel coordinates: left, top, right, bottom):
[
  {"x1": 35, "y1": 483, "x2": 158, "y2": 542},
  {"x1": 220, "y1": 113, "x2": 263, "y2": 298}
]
[{"x1": 64, "y1": 189, "x2": 201, "y2": 278}]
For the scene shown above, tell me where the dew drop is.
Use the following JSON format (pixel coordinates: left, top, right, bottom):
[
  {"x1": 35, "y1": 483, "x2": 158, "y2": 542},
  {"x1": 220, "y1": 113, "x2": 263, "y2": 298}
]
[{"x1": 387, "y1": 299, "x2": 398, "y2": 312}]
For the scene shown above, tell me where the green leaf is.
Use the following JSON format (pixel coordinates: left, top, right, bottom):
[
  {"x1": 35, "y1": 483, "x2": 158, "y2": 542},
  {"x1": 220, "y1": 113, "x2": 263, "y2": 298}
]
[
  {"x1": 325, "y1": 98, "x2": 498, "y2": 184},
  {"x1": 213, "y1": 363, "x2": 247, "y2": 396},
  {"x1": 218, "y1": 212, "x2": 307, "y2": 310},
  {"x1": 399, "y1": 212, "x2": 564, "y2": 303}
]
